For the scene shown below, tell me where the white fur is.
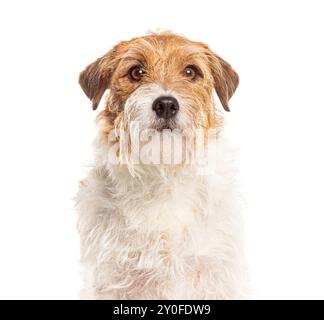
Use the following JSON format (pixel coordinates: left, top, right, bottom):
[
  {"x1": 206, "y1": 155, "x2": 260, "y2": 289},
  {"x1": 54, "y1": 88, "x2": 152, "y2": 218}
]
[
  {"x1": 75, "y1": 84, "x2": 248, "y2": 300},
  {"x1": 123, "y1": 83, "x2": 190, "y2": 131}
]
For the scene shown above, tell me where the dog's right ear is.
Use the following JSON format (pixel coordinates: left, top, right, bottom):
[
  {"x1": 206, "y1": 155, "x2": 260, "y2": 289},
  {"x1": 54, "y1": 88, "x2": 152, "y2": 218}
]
[
  {"x1": 79, "y1": 46, "x2": 121, "y2": 110},
  {"x1": 79, "y1": 56, "x2": 108, "y2": 110}
]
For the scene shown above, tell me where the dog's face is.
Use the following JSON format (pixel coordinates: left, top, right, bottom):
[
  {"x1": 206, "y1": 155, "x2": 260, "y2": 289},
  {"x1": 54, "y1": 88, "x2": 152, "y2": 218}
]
[{"x1": 79, "y1": 32, "x2": 238, "y2": 138}]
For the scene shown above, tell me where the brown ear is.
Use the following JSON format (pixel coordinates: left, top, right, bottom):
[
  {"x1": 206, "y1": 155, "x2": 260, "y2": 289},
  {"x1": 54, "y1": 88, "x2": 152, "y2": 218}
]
[
  {"x1": 79, "y1": 56, "x2": 107, "y2": 110},
  {"x1": 79, "y1": 46, "x2": 121, "y2": 110},
  {"x1": 208, "y1": 51, "x2": 239, "y2": 112}
]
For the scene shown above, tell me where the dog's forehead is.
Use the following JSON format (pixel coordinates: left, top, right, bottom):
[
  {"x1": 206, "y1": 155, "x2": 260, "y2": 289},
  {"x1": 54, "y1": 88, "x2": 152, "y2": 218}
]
[{"x1": 121, "y1": 34, "x2": 205, "y2": 63}]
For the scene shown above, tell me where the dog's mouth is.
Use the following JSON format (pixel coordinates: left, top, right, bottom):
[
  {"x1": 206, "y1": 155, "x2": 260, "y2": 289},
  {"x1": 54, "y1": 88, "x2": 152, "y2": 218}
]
[{"x1": 153, "y1": 119, "x2": 178, "y2": 132}]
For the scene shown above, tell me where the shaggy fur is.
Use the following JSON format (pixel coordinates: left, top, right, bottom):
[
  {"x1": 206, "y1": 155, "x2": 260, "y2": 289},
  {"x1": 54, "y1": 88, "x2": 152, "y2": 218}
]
[{"x1": 76, "y1": 32, "x2": 247, "y2": 299}]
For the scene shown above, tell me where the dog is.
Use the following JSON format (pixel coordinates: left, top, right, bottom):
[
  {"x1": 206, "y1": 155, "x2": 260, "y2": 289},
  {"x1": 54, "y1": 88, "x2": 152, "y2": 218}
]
[{"x1": 76, "y1": 32, "x2": 247, "y2": 299}]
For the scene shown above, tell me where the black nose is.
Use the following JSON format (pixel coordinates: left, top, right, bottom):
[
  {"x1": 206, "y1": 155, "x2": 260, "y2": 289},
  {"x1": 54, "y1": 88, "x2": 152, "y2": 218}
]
[{"x1": 152, "y1": 96, "x2": 179, "y2": 119}]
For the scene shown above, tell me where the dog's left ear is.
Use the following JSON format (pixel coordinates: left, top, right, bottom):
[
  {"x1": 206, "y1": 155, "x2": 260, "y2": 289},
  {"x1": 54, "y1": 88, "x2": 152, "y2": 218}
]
[{"x1": 206, "y1": 50, "x2": 239, "y2": 112}]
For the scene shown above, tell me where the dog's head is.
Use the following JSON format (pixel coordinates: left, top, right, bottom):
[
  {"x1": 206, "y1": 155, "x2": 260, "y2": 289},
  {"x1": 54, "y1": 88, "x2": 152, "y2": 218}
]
[{"x1": 79, "y1": 32, "x2": 239, "y2": 136}]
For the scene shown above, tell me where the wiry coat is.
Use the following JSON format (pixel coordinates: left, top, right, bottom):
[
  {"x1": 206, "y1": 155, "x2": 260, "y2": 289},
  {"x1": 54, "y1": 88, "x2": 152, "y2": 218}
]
[{"x1": 76, "y1": 32, "x2": 247, "y2": 299}]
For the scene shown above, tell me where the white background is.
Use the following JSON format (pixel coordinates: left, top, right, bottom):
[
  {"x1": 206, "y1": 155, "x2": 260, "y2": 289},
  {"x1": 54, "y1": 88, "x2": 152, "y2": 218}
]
[{"x1": 0, "y1": 0, "x2": 323, "y2": 299}]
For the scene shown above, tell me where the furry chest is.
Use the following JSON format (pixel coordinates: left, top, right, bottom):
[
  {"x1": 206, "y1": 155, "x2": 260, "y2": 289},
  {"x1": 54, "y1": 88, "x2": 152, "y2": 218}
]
[{"x1": 118, "y1": 175, "x2": 209, "y2": 233}]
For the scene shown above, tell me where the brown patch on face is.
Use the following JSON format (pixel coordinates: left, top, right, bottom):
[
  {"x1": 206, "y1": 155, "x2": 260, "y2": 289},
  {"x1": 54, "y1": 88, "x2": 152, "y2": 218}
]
[{"x1": 79, "y1": 32, "x2": 239, "y2": 139}]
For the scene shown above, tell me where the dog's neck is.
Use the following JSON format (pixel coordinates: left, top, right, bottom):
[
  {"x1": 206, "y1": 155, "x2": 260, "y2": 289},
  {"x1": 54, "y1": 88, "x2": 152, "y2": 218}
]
[
  {"x1": 92, "y1": 127, "x2": 235, "y2": 191},
  {"x1": 85, "y1": 128, "x2": 237, "y2": 236},
  {"x1": 95, "y1": 136, "x2": 219, "y2": 179}
]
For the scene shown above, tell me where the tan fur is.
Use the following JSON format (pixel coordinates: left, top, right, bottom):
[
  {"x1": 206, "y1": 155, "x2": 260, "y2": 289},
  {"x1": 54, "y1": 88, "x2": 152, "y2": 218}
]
[{"x1": 79, "y1": 32, "x2": 239, "y2": 140}]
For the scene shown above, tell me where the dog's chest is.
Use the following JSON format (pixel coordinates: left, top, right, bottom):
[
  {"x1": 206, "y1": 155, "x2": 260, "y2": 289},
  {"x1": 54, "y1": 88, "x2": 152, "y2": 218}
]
[{"x1": 114, "y1": 170, "x2": 210, "y2": 234}]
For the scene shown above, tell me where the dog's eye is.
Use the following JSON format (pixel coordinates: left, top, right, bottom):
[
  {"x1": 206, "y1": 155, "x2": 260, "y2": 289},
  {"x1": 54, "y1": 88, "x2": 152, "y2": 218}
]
[
  {"x1": 184, "y1": 65, "x2": 201, "y2": 80},
  {"x1": 128, "y1": 66, "x2": 145, "y2": 81}
]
